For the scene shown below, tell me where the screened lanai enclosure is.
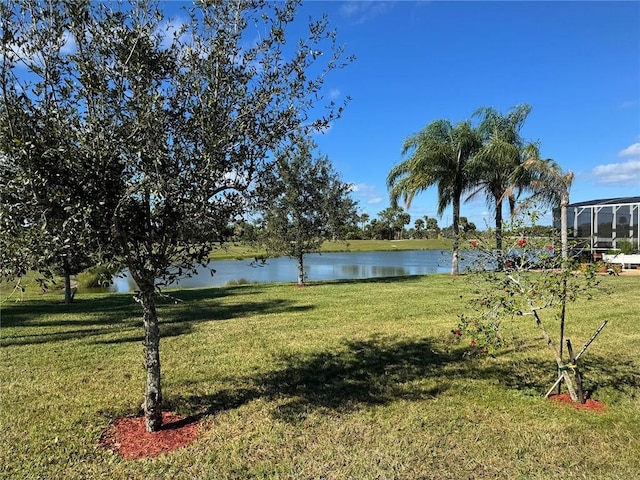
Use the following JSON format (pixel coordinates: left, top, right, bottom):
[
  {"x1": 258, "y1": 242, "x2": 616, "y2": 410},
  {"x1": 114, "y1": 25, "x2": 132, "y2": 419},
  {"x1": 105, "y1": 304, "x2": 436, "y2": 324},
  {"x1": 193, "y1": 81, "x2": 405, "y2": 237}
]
[{"x1": 556, "y1": 196, "x2": 640, "y2": 254}]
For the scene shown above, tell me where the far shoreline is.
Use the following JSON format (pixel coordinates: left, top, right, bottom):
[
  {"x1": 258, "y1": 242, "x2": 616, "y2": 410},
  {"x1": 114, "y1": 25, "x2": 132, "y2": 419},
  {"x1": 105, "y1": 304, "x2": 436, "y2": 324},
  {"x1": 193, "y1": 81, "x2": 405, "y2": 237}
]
[{"x1": 210, "y1": 238, "x2": 454, "y2": 261}]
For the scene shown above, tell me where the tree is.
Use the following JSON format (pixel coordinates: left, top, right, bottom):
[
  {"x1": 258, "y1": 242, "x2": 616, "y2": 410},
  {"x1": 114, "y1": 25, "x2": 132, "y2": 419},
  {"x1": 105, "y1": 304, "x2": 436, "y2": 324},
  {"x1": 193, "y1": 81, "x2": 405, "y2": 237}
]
[
  {"x1": 425, "y1": 216, "x2": 440, "y2": 238},
  {"x1": 414, "y1": 218, "x2": 425, "y2": 238},
  {"x1": 1, "y1": 0, "x2": 350, "y2": 431},
  {"x1": 257, "y1": 135, "x2": 356, "y2": 285},
  {"x1": 376, "y1": 206, "x2": 409, "y2": 240},
  {"x1": 396, "y1": 211, "x2": 411, "y2": 240},
  {"x1": 366, "y1": 218, "x2": 385, "y2": 240},
  {"x1": 515, "y1": 158, "x2": 574, "y2": 377},
  {"x1": 459, "y1": 206, "x2": 602, "y2": 404},
  {"x1": 326, "y1": 181, "x2": 359, "y2": 242},
  {"x1": 0, "y1": 1, "x2": 120, "y2": 303},
  {"x1": 459, "y1": 216, "x2": 477, "y2": 234},
  {"x1": 359, "y1": 212, "x2": 370, "y2": 233},
  {"x1": 388, "y1": 120, "x2": 482, "y2": 274},
  {"x1": 470, "y1": 104, "x2": 540, "y2": 252},
  {"x1": 518, "y1": 158, "x2": 574, "y2": 260}
]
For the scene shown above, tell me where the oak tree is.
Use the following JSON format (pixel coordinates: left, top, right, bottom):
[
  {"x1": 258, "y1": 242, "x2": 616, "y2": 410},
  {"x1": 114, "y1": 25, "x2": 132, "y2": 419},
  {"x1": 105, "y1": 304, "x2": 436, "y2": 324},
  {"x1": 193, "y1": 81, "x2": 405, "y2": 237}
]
[
  {"x1": 257, "y1": 135, "x2": 357, "y2": 286},
  {"x1": 1, "y1": 0, "x2": 350, "y2": 431}
]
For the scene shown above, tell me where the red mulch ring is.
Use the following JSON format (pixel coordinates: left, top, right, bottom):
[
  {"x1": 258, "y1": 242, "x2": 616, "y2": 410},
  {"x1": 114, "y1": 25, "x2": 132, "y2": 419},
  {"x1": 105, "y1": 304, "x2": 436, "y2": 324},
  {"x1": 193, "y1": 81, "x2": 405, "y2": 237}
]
[
  {"x1": 99, "y1": 412, "x2": 199, "y2": 460},
  {"x1": 548, "y1": 393, "x2": 606, "y2": 412}
]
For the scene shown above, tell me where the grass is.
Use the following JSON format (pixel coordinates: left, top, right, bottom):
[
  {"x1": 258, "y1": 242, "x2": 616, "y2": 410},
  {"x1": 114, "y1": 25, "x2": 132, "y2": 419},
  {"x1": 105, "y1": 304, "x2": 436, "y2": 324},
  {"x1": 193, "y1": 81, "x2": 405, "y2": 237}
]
[
  {"x1": 210, "y1": 238, "x2": 453, "y2": 260},
  {"x1": 1, "y1": 274, "x2": 639, "y2": 479}
]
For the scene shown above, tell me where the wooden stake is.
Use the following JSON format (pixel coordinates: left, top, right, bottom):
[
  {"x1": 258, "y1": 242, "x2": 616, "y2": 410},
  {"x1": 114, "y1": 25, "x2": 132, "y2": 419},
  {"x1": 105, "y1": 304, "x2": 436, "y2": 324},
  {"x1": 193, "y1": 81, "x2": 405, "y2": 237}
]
[
  {"x1": 566, "y1": 339, "x2": 584, "y2": 404},
  {"x1": 533, "y1": 309, "x2": 577, "y2": 401}
]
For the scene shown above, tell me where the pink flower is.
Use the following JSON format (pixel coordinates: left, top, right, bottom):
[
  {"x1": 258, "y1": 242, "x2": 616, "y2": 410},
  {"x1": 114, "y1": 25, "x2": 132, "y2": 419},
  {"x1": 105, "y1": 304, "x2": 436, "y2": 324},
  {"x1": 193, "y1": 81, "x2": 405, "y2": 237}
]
[
  {"x1": 516, "y1": 238, "x2": 527, "y2": 247},
  {"x1": 470, "y1": 340, "x2": 476, "y2": 347},
  {"x1": 470, "y1": 240, "x2": 478, "y2": 247},
  {"x1": 547, "y1": 245, "x2": 554, "y2": 251}
]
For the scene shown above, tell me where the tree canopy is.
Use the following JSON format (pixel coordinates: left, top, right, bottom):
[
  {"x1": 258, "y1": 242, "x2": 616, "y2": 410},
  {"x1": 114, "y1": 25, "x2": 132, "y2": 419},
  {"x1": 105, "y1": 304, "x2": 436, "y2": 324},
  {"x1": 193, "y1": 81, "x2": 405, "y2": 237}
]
[
  {"x1": 469, "y1": 104, "x2": 540, "y2": 251},
  {"x1": 257, "y1": 135, "x2": 357, "y2": 285},
  {"x1": 387, "y1": 119, "x2": 482, "y2": 274}
]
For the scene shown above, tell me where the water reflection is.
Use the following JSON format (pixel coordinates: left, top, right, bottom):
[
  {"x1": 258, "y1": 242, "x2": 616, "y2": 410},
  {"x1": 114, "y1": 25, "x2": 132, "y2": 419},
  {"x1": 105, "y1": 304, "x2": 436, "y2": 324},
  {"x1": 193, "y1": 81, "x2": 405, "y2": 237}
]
[
  {"x1": 106, "y1": 250, "x2": 458, "y2": 293},
  {"x1": 340, "y1": 264, "x2": 409, "y2": 278}
]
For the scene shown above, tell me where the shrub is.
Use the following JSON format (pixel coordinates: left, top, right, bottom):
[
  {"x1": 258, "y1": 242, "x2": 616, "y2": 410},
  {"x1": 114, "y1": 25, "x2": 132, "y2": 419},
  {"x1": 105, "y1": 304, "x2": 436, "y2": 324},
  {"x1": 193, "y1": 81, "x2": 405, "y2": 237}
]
[
  {"x1": 617, "y1": 240, "x2": 638, "y2": 255},
  {"x1": 76, "y1": 266, "x2": 114, "y2": 289}
]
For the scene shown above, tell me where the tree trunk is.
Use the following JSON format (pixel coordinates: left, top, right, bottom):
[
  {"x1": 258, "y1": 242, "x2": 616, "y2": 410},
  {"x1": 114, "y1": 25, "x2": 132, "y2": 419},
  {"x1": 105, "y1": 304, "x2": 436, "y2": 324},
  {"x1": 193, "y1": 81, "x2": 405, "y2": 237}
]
[
  {"x1": 566, "y1": 339, "x2": 584, "y2": 403},
  {"x1": 557, "y1": 276, "x2": 567, "y2": 396},
  {"x1": 62, "y1": 255, "x2": 74, "y2": 304},
  {"x1": 451, "y1": 197, "x2": 460, "y2": 276},
  {"x1": 560, "y1": 189, "x2": 569, "y2": 261},
  {"x1": 495, "y1": 195, "x2": 503, "y2": 270},
  {"x1": 557, "y1": 187, "x2": 570, "y2": 394},
  {"x1": 494, "y1": 195, "x2": 503, "y2": 252},
  {"x1": 136, "y1": 284, "x2": 163, "y2": 432},
  {"x1": 297, "y1": 254, "x2": 305, "y2": 286},
  {"x1": 508, "y1": 195, "x2": 516, "y2": 219}
]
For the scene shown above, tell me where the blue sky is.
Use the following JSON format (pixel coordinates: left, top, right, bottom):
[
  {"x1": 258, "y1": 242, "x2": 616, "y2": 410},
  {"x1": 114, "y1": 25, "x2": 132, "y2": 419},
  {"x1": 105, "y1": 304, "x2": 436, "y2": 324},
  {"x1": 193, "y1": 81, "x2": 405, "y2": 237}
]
[
  {"x1": 10, "y1": 1, "x2": 639, "y2": 229},
  {"x1": 292, "y1": 1, "x2": 640, "y2": 228}
]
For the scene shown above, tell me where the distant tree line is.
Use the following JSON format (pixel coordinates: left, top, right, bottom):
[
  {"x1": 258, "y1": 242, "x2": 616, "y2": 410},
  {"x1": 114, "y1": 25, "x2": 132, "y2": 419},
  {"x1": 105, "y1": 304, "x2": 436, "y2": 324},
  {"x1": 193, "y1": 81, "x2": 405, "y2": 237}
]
[{"x1": 232, "y1": 203, "x2": 482, "y2": 243}]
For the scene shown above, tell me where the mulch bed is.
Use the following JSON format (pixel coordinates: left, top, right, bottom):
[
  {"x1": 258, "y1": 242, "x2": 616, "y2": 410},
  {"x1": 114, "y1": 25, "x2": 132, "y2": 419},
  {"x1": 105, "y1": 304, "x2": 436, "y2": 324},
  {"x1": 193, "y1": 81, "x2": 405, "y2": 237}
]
[
  {"x1": 99, "y1": 411, "x2": 200, "y2": 460},
  {"x1": 548, "y1": 393, "x2": 606, "y2": 412}
]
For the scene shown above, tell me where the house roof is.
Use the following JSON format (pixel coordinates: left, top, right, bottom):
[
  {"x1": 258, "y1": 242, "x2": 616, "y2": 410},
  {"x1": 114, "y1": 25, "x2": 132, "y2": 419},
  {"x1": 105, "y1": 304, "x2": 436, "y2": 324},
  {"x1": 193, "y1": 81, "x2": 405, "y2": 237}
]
[{"x1": 568, "y1": 196, "x2": 640, "y2": 208}]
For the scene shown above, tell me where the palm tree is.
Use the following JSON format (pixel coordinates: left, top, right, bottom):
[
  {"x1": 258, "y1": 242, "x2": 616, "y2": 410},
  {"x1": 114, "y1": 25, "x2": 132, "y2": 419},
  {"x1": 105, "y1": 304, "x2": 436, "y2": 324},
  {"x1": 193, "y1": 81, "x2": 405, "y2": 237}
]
[
  {"x1": 414, "y1": 218, "x2": 425, "y2": 238},
  {"x1": 359, "y1": 212, "x2": 370, "y2": 232},
  {"x1": 387, "y1": 119, "x2": 482, "y2": 275},
  {"x1": 518, "y1": 158, "x2": 574, "y2": 260},
  {"x1": 470, "y1": 104, "x2": 539, "y2": 252}
]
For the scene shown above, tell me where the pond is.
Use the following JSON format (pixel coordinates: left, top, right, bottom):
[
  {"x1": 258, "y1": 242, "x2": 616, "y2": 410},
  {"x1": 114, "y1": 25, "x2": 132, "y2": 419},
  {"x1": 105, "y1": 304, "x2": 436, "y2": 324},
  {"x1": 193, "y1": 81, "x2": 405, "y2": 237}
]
[{"x1": 108, "y1": 249, "x2": 465, "y2": 293}]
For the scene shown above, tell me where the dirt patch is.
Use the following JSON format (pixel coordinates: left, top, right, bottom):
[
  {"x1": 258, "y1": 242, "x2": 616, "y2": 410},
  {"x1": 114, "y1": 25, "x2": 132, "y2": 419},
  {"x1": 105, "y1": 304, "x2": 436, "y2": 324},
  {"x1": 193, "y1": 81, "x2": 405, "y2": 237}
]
[
  {"x1": 548, "y1": 393, "x2": 606, "y2": 412},
  {"x1": 618, "y1": 268, "x2": 640, "y2": 276},
  {"x1": 99, "y1": 412, "x2": 199, "y2": 460}
]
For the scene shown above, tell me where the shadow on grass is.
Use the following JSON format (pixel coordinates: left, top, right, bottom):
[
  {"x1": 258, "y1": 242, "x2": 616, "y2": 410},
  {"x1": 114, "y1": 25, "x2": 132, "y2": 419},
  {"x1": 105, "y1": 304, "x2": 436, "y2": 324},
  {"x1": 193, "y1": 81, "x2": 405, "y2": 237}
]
[
  {"x1": 172, "y1": 335, "x2": 460, "y2": 422},
  {"x1": 1, "y1": 284, "x2": 257, "y2": 325},
  {"x1": 1, "y1": 294, "x2": 139, "y2": 327},
  {"x1": 1, "y1": 285, "x2": 313, "y2": 347},
  {"x1": 450, "y1": 348, "x2": 640, "y2": 401},
  {"x1": 172, "y1": 335, "x2": 640, "y2": 422}
]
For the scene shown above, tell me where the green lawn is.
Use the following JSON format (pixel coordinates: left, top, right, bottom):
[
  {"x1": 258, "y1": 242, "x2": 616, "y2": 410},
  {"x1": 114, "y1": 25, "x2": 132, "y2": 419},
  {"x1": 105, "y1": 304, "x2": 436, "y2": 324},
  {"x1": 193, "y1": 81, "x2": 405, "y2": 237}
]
[
  {"x1": 211, "y1": 238, "x2": 453, "y2": 260},
  {"x1": 1, "y1": 274, "x2": 638, "y2": 479}
]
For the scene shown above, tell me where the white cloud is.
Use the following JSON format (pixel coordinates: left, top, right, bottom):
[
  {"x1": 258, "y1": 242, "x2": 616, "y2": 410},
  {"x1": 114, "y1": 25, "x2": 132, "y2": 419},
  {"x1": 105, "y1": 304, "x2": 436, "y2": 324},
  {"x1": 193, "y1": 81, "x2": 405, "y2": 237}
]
[
  {"x1": 617, "y1": 99, "x2": 638, "y2": 110},
  {"x1": 618, "y1": 142, "x2": 640, "y2": 159},
  {"x1": 351, "y1": 182, "x2": 384, "y2": 205},
  {"x1": 60, "y1": 31, "x2": 76, "y2": 55},
  {"x1": 340, "y1": 1, "x2": 395, "y2": 24},
  {"x1": 158, "y1": 17, "x2": 190, "y2": 51},
  {"x1": 328, "y1": 88, "x2": 341, "y2": 99},
  {"x1": 3, "y1": 29, "x2": 76, "y2": 66},
  {"x1": 351, "y1": 183, "x2": 374, "y2": 193},
  {"x1": 592, "y1": 160, "x2": 640, "y2": 186}
]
